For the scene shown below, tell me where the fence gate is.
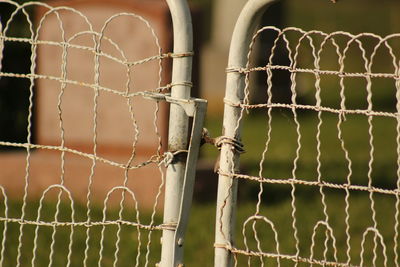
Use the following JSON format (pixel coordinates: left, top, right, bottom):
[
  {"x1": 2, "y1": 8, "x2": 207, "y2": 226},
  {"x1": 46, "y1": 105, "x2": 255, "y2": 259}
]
[
  {"x1": 215, "y1": 0, "x2": 400, "y2": 266},
  {"x1": 1, "y1": 0, "x2": 400, "y2": 266},
  {"x1": 0, "y1": 0, "x2": 204, "y2": 266}
]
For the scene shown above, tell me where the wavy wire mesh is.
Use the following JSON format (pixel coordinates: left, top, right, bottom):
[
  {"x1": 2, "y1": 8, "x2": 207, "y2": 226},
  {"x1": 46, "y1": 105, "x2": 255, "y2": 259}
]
[
  {"x1": 219, "y1": 26, "x2": 400, "y2": 266},
  {"x1": 0, "y1": 1, "x2": 176, "y2": 266}
]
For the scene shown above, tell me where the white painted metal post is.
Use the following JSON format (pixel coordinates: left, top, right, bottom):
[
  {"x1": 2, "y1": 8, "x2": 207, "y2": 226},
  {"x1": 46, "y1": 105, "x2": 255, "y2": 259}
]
[
  {"x1": 161, "y1": 0, "x2": 193, "y2": 266},
  {"x1": 214, "y1": 1, "x2": 277, "y2": 266}
]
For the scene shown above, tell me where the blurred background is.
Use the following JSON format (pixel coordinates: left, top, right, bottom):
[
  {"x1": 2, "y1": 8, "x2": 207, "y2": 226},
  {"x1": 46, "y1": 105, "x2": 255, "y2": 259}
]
[{"x1": 3, "y1": 0, "x2": 400, "y2": 147}]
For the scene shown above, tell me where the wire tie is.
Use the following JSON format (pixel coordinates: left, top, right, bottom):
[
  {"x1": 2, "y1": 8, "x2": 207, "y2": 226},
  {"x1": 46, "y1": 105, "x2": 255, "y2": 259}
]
[
  {"x1": 223, "y1": 98, "x2": 242, "y2": 108},
  {"x1": 226, "y1": 66, "x2": 246, "y2": 74},
  {"x1": 201, "y1": 128, "x2": 245, "y2": 154},
  {"x1": 159, "y1": 152, "x2": 174, "y2": 167},
  {"x1": 166, "y1": 52, "x2": 194, "y2": 58},
  {"x1": 159, "y1": 150, "x2": 188, "y2": 167},
  {"x1": 168, "y1": 81, "x2": 193, "y2": 88}
]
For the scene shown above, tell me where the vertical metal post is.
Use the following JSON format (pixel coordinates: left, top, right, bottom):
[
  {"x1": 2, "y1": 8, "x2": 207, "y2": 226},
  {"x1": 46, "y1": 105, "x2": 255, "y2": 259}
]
[
  {"x1": 173, "y1": 98, "x2": 207, "y2": 267},
  {"x1": 214, "y1": 1, "x2": 277, "y2": 266},
  {"x1": 161, "y1": 0, "x2": 193, "y2": 266}
]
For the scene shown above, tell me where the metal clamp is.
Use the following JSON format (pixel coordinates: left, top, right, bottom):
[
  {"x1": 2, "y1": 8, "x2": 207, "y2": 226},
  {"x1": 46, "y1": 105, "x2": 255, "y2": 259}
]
[
  {"x1": 142, "y1": 91, "x2": 207, "y2": 117},
  {"x1": 146, "y1": 90, "x2": 208, "y2": 266}
]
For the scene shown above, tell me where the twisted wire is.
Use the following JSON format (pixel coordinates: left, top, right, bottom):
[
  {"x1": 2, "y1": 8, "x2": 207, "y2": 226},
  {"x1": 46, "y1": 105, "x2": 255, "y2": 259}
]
[
  {"x1": 0, "y1": 1, "x2": 194, "y2": 266},
  {"x1": 218, "y1": 25, "x2": 400, "y2": 266}
]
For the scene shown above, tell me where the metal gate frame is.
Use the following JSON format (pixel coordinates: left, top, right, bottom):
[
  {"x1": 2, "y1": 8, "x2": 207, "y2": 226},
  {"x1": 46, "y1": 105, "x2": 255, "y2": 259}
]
[
  {"x1": 214, "y1": 1, "x2": 277, "y2": 266},
  {"x1": 214, "y1": 0, "x2": 400, "y2": 266},
  {"x1": 0, "y1": 0, "x2": 205, "y2": 266},
  {"x1": 161, "y1": 1, "x2": 207, "y2": 266}
]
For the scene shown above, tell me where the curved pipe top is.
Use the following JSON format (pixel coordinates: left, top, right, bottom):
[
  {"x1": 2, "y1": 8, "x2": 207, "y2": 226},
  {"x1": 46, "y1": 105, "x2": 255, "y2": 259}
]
[
  {"x1": 165, "y1": 0, "x2": 193, "y2": 100},
  {"x1": 227, "y1": 0, "x2": 278, "y2": 69},
  {"x1": 166, "y1": 0, "x2": 193, "y2": 53}
]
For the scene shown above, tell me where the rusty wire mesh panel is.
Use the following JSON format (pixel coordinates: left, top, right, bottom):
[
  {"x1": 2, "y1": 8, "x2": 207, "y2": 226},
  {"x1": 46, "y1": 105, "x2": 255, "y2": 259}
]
[
  {"x1": 218, "y1": 26, "x2": 400, "y2": 266},
  {"x1": 0, "y1": 1, "x2": 182, "y2": 266}
]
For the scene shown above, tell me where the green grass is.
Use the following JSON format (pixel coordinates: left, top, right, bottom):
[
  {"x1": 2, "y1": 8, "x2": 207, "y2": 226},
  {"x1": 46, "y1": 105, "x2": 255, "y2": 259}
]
[
  {"x1": 199, "y1": 107, "x2": 399, "y2": 265},
  {"x1": 1, "y1": 194, "x2": 397, "y2": 266},
  {"x1": 230, "y1": 194, "x2": 397, "y2": 266},
  {"x1": 203, "y1": 111, "x2": 398, "y2": 185},
  {"x1": 0, "y1": 200, "x2": 163, "y2": 267},
  {"x1": 286, "y1": 0, "x2": 400, "y2": 36}
]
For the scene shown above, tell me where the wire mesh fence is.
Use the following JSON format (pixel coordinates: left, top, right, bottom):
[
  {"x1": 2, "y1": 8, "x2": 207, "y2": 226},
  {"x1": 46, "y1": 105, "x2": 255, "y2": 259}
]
[
  {"x1": 0, "y1": 1, "x2": 184, "y2": 266},
  {"x1": 2, "y1": 0, "x2": 400, "y2": 266},
  {"x1": 216, "y1": 24, "x2": 400, "y2": 266}
]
